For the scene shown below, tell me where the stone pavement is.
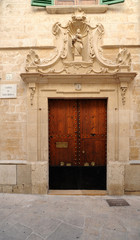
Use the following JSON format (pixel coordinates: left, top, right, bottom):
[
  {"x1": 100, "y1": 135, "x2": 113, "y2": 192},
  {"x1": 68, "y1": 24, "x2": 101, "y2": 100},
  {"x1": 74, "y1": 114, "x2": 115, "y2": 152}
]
[{"x1": 0, "y1": 193, "x2": 140, "y2": 240}]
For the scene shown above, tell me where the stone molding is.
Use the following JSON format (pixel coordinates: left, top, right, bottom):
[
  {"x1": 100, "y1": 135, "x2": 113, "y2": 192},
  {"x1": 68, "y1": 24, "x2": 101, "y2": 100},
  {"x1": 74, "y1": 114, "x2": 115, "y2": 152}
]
[
  {"x1": 1, "y1": 45, "x2": 139, "y2": 51},
  {"x1": 102, "y1": 45, "x2": 140, "y2": 49},
  {"x1": 0, "y1": 160, "x2": 48, "y2": 165},
  {"x1": 46, "y1": 5, "x2": 108, "y2": 14},
  {"x1": 0, "y1": 160, "x2": 28, "y2": 165},
  {"x1": 21, "y1": 72, "x2": 137, "y2": 84},
  {"x1": 21, "y1": 72, "x2": 136, "y2": 106}
]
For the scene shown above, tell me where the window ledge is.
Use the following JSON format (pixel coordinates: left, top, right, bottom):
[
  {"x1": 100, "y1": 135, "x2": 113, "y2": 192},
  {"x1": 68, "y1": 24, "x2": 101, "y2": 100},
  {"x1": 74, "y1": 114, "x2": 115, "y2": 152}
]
[{"x1": 46, "y1": 5, "x2": 108, "y2": 14}]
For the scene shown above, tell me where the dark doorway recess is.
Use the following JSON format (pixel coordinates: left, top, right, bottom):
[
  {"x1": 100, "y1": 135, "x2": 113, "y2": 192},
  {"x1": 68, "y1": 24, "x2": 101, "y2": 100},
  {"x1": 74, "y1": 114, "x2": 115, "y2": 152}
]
[{"x1": 49, "y1": 99, "x2": 107, "y2": 190}]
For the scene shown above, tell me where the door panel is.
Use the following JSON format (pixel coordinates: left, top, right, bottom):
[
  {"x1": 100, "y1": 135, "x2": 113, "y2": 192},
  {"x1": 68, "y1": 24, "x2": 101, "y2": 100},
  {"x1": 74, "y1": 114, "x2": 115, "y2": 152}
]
[
  {"x1": 49, "y1": 99, "x2": 77, "y2": 136},
  {"x1": 79, "y1": 99, "x2": 107, "y2": 166},
  {"x1": 80, "y1": 139, "x2": 106, "y2": 166},
  {"x1": 49, "y1": 99, "x2": 107, "y2": 189},
  {"x1": 49, "y1": 138, "x2": 76, "y2": 166},
  {"x1": 49, "y1": 99, "x2": 77, "y2": 166}
]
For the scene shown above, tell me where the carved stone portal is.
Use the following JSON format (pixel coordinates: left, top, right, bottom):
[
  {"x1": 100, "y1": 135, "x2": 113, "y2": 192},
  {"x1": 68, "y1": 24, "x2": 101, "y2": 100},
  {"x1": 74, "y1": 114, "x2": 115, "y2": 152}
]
[{"x1": 25, "y1": 10, "x2": 131, "y2": 75}]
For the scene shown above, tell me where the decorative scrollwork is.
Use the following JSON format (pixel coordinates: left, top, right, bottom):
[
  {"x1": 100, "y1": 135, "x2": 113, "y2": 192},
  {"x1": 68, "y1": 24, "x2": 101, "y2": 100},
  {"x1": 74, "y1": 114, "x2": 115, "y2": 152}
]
[
  {"x1": 116, "y1": 48, "x2": 131, "y2": 68},
  {"x1": 52, "y1": 22, "x2": 61, "y2": 35},
  {"x1": 89, "y1": 32, "x2": 95, "y2": 60},
  {"x1": 25, "y1": 10, "x2": 132, "y2": 75},
  {"x1": 61, "y1": 32, "x2": 68, "y2": 59},
  {"x1": 26, "y1": 50, "x2": 40, "y2": 71}
]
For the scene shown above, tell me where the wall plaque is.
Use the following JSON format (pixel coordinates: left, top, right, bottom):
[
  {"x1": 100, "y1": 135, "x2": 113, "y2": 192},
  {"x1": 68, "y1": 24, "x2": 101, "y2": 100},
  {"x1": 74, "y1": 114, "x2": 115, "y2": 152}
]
[
  {"x1": 56, "y1": 142, "x2": 68, "y2": 148},
  {"x1": 0, "y1": 84, "x2": 17, "y2": 98}
]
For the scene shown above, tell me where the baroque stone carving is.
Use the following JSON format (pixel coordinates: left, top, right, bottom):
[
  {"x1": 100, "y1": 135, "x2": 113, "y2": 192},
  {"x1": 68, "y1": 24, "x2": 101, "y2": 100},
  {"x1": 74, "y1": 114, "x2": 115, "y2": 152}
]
[
  {"x1": 26, "y1": 50, "x2": 40, "y2": 72},
  {"x1": 116, "y1": 48, "x2": 131, "y2": 71},
  {"x1": 26, "y1": 49, "x2": 59, "y2": 72},
  {"x1": 25, "y1": 10, "x2": 132, "y2": 75},
  {"x1": 120, "y1": 82, "x2": 128, "y2": 105},
  {"x1": 29, "y1": 83, "x2": 36, "y2": 105},
  {"x1": 120, "y1": 86, "x2": 127, "y2": 105}
]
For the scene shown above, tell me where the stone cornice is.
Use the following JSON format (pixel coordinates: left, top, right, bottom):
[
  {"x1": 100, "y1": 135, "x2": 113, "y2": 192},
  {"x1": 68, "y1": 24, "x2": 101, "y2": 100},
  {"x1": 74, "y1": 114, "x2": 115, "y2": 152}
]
[{"x1": 21, "y1": 72, "x2": 137, "y2": 85}]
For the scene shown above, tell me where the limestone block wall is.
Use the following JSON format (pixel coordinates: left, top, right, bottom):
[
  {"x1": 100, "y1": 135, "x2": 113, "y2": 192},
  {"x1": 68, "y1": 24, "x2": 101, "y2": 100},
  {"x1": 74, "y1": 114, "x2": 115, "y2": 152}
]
[{"x1": 0, "y1": 0, "x2": 140, "y2": 194}]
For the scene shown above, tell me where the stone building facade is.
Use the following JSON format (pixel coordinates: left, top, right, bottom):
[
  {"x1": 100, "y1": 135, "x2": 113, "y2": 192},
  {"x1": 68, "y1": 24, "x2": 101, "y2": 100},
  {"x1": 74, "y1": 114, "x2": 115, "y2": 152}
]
[{"x1": 0, "y1": 0, "x2": 140, "y2": 195}]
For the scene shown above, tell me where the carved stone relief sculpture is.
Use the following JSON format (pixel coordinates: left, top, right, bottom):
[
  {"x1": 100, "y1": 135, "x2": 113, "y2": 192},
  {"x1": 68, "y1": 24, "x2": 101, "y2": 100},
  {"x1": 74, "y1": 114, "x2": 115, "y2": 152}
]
[
  {"x1": 29, "y1": 83, "x2": 36, "y2": 105},
  {"x1": 120, "y1": 82, "x2": 128, "y2": 105},
  {"x1": 121, "y1": 87, "x2": 127, "y2": 105},
  {"x1": 71, "y1": 28, "x2": 84, "y2": 61},
  {"x1": 25, "y1": 10, "x2": 132, "y2": 75}
]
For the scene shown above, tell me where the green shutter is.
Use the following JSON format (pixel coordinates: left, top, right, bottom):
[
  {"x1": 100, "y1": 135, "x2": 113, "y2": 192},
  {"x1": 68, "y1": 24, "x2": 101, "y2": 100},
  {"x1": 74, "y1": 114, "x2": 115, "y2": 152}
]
[
  {"x1": 31, "y1": 0, "x2": 54, "y2": 7},
  {"x1": 100, "y1": 0, "x2": 124, "y2": 5}
]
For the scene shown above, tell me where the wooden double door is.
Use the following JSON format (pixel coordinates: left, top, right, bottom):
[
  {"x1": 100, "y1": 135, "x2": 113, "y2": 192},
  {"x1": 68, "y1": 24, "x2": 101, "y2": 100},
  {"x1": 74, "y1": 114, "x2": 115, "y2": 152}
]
[{"x1": 49, "y1": 99, "x2": 107, "y2": 190}]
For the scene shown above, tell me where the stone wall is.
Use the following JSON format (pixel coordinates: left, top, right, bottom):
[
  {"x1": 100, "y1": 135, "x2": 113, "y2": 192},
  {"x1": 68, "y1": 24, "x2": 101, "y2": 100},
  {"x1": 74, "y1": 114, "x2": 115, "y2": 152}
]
[{"x1": 0, "y1": 0, "x2": 140, "y2": 194}]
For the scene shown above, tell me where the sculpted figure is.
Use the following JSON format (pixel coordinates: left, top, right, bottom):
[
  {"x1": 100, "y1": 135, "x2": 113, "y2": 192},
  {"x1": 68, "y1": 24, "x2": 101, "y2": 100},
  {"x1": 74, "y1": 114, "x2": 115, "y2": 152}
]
[{"x1": 72, "y1": 29, "x2": 83, "y2": 56}]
